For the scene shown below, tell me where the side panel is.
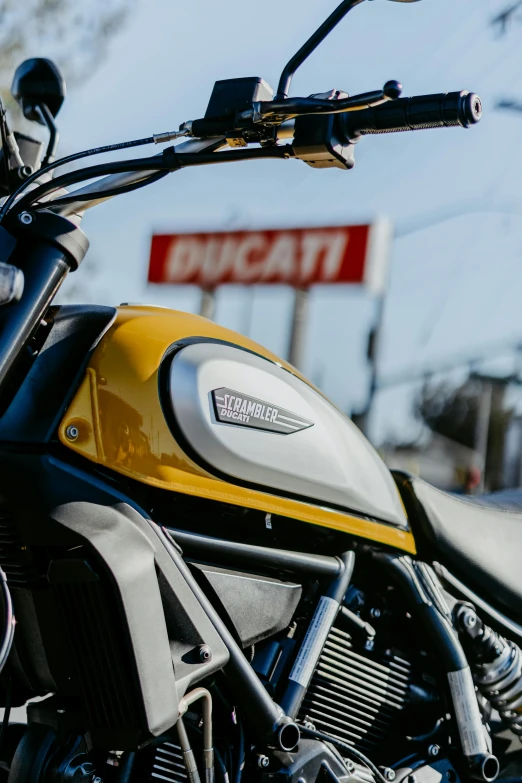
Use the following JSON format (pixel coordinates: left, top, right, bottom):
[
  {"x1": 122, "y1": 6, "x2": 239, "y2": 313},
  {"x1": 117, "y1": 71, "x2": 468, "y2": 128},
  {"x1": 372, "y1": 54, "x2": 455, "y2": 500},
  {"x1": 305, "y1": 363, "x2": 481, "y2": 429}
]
[
  {"x1": 167, "y1": 342, "x2": 407, "y2": 527},
  {"x1": 193, "y1": 563, "x2": 302, "y2": 648},
  {"x1": 0, "y1": 453, "x2": 230, "y2": 749}
]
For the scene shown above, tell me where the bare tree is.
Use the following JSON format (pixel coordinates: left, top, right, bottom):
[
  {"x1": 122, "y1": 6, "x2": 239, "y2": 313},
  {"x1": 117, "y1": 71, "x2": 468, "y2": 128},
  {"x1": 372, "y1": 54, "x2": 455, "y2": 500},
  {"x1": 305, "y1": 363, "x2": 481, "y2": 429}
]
[
  {"x1": 415, "y1": 378, "x2": 514, "y2": 491},
  {"x1": 0, "y1": 0, "x2": 138, "y2": 304},
  {"x1": 0, "y1": 0, "x2": 133, "y2": 92},
  {"x1": 491, "y1": 1, "x2": 522, "y2": 35}
]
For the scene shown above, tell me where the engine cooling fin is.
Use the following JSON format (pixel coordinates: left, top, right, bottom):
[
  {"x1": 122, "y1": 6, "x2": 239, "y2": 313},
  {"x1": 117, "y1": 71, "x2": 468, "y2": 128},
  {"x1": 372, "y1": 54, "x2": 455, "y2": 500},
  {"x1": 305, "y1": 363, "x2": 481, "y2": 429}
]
[
  {"x1": 299, "y1": 624, "x2": 411, "y2": 754},
  {"x1": 149, "y1": 741, "x2": 188, "y2": 783}
]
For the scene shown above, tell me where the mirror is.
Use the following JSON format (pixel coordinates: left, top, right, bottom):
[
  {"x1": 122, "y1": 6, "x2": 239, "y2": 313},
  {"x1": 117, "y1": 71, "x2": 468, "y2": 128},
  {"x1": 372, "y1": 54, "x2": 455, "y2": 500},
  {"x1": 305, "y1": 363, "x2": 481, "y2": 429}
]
[{"x1": 11, "y1": 58, "x2": 65, "y2": 123}]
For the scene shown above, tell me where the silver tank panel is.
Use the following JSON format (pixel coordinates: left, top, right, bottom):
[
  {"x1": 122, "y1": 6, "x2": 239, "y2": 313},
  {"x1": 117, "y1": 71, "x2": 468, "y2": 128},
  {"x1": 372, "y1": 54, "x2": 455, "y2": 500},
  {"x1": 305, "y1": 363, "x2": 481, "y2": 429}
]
[{"x1": 168, "y1": 342, "x2": 407, "y2": 527}]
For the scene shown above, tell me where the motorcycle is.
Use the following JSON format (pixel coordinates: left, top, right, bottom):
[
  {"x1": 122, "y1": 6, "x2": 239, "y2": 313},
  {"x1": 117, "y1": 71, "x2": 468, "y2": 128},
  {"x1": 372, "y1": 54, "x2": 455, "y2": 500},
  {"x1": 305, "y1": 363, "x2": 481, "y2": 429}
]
[{"x1": 0, "y1": 2, "x2": 513, "y2": 783}]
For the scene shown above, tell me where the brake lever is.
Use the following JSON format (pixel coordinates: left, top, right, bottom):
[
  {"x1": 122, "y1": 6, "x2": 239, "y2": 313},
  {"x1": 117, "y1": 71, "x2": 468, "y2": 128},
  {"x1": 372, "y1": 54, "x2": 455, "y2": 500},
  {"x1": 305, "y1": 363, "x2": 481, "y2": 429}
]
[{"x1": 251, "y1": 80, "x2": 402, "y2": 123}]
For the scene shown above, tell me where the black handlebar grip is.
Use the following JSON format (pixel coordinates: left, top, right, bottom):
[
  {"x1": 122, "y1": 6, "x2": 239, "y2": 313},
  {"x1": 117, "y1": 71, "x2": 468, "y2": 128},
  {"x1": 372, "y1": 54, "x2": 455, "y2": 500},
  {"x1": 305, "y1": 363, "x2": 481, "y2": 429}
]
[{"x1": 342, "y1": 91, "x2": 482, "y2": 137}]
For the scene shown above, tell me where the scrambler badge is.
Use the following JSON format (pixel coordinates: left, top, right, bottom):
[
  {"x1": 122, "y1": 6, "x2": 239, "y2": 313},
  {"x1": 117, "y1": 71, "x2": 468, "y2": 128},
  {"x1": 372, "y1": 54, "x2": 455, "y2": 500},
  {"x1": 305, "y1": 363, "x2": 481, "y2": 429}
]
[{"x1": 211, "y1": 388, "x2": 313, "y2": 434}]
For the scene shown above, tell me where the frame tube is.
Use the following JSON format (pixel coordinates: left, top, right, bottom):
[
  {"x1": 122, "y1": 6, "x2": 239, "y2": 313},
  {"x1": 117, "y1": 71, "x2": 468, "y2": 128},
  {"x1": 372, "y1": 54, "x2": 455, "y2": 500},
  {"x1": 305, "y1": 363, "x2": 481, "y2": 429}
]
[
  {"x1": 168, "y1": 527, "x2": 344, "y2": 578},
  {"x1": 280, "y1": 551, "x2": 355, "y2": 718},
  {"x1": 377, "y1": 554, "x2": 499, "y2": 782},
  {"x1": 159, "y1": 526, "x2": 299, "y2": 748}
]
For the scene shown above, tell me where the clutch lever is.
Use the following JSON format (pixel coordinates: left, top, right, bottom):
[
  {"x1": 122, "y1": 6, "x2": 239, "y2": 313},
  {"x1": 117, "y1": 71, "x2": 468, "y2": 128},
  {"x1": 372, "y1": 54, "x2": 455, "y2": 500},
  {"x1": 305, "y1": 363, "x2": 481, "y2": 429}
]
[{"x1": 252, "y1": 80, "x2": 402, "y2": 123}]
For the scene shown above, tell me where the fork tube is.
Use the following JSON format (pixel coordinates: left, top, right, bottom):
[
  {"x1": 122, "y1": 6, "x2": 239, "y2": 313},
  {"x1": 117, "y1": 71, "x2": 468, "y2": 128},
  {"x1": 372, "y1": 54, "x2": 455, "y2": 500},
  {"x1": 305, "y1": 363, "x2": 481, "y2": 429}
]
[
  {"x1": 0, "y1": 210, "x2": 88, "y2": 399},
  {"x1": 0, "y1": 242, "x2": 69, "y2": 394}
]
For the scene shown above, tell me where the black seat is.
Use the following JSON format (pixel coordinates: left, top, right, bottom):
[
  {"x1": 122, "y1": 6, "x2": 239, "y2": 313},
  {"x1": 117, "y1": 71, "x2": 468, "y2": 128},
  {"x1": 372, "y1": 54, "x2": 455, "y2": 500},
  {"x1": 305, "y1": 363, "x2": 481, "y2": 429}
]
[{"x1": 393, "y1": 471, "x2": 522, "y2": 623}]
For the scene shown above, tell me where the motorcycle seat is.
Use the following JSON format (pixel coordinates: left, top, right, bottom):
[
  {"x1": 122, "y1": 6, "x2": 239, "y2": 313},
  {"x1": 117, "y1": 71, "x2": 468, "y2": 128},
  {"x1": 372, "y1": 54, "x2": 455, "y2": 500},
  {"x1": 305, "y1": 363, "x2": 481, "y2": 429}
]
[{"x1": 392, "y1": 471, "x2": 522, "y2": 622}]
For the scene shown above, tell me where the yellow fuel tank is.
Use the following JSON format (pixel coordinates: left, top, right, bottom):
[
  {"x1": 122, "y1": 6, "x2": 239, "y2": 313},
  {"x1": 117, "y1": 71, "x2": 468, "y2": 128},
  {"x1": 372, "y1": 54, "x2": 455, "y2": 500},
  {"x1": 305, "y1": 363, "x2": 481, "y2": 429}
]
[{"x1": 58, "y1": 305, "x2": 415, "y2": 554}]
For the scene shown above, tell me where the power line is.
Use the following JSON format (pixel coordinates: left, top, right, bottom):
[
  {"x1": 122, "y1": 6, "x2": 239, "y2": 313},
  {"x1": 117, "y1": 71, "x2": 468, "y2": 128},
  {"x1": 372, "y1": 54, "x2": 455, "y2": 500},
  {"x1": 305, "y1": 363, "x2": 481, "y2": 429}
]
[{"x1": 377, "y1": 338, "x2": 522, "y2": 391}]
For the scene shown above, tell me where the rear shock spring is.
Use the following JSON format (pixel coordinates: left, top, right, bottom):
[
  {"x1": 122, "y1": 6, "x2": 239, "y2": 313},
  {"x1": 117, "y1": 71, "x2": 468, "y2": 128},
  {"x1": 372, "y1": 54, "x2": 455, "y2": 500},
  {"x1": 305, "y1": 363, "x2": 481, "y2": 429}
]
[{"x1": 456, "y1": 604, "x2": 522, "y2": 736}]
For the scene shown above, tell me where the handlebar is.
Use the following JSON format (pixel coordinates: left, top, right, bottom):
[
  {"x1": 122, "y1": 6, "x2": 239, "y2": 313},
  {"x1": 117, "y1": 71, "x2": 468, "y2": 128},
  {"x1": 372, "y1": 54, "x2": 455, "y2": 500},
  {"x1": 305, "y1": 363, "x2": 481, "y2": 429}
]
[
  {"x1": 341, "y1": 90, "x2": 482, "y2": 137},
  {"x1": 2, "y1": 92, "x2": 483, "y2": 219}
]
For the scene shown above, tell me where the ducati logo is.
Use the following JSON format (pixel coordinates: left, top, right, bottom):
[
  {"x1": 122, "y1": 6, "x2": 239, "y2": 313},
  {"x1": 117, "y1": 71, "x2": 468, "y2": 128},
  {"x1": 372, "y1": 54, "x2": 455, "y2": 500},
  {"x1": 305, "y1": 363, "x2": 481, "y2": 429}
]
[{"x1": 211, "y1": 388, "x2": 314, "y2": 435}]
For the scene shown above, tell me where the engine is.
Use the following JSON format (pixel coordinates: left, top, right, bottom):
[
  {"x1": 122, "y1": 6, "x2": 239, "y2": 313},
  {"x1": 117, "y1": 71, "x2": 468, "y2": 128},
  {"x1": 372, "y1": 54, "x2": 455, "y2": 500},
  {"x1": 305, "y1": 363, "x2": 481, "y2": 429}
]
[
  {"x1": 128, "y1": 564, "x2": 445, "y2": 783},
  {"x1": 246, "y1": 574, "x2": 443, "y2": 778},
  {"x1": 298, "y1": 621, "x2": 412, "y2": 757}
]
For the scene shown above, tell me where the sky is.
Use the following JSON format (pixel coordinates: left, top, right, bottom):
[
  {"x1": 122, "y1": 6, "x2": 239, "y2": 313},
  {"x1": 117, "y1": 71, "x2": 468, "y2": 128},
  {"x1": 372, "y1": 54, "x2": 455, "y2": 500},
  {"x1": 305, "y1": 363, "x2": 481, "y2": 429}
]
[{"x1": 30, "y1": 0, "x2": 522, "y2": 444}]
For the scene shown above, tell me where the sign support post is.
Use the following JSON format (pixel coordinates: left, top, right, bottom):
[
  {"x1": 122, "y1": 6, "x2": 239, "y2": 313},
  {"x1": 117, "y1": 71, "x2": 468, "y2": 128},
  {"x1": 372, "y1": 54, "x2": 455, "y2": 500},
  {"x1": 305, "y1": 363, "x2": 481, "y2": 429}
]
[
  {"x1": 199, "y1": 289, "x2": 215, "y2": 320},
  {"x1": 288, "y1": 288, "x2": 309, "y2": 369}
]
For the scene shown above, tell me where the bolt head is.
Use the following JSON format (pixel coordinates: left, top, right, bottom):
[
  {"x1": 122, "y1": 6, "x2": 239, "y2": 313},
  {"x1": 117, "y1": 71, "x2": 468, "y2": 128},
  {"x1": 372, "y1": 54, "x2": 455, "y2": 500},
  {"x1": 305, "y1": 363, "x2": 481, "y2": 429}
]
[
  {"x1": 19, "y1": 211, "x2": 33, "y2": 225},
  {"x1": 18, "y1": 165, "x2": 33, "y2": 180},
  {"x1": 199, "y1": 644, "x2": 212, "y2": 663},
  {"x1": 66, "y1": 425, "x2": 79, "y2": 441},
  {"x1": 384, "y1": 769, "x2": 396, "y2": 781},
  {"x1": 464, "y1": 612, "x2": 477, "y2": 628},
  {"x1": 428, "y1": 744, "x2": 440, "y2": 758},
  {"x1": 370, "y1": 608, "x2": 381, "y2": 619},
  {"x1": 258, "y1": 756, "x2": 270, "y2": 769}
]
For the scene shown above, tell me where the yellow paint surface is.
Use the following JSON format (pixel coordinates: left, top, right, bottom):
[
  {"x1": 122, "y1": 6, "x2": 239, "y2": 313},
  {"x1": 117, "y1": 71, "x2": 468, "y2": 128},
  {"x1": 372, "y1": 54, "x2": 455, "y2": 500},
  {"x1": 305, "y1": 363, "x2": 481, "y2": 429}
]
[{"x1": 59, "y1": 306, "x2": 416, "y2": 554}]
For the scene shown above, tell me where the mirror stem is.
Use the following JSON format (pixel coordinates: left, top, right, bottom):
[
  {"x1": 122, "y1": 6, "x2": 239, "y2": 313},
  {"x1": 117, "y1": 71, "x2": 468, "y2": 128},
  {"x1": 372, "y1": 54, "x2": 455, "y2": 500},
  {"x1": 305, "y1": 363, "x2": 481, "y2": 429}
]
[
  {"x1": 35, "y1": 103, "x2": 59, "y2": 167},
  {"x1": 275, "y1": 0, "x2": 365, "y2": 100}
]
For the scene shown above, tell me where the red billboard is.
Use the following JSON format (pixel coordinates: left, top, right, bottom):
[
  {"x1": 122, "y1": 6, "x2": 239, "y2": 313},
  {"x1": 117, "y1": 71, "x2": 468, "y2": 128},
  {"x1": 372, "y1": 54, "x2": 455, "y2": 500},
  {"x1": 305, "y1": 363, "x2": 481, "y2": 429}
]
[{"x1": 148, "y1": 221, "x2": 391, "y2": 294}]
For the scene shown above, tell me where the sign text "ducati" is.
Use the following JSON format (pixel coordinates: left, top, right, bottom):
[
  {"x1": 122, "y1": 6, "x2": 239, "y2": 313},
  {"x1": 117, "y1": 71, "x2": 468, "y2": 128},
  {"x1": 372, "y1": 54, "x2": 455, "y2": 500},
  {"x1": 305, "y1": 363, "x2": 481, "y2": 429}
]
[
  {"x1": 211, "y1": 388, "x2": 313, "y2": 435},
  {"x1": 148, "y1": 224, "x2": 389, "y2": 292}
]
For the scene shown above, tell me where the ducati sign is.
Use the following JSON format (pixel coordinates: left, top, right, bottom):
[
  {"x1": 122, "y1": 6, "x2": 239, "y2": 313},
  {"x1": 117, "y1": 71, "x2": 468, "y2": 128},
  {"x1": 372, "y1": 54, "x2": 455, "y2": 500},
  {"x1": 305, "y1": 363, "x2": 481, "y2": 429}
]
[
  {"x1": 148, "y1": 221, "x2": 391, "y2": 293},
  {"x1": 211, "y1": 388, "x2": 313, "y2": 434}
]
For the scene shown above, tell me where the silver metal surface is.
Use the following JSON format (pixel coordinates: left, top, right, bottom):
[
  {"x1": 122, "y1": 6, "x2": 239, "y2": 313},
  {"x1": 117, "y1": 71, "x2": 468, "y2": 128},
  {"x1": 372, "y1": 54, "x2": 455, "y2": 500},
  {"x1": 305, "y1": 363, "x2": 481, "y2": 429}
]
[
  {"x1": 288, "y1": 596, "x2": 338, "y2": 689},
  {"x1": 65, "y1": 425, "x2": 79, "y2": 441},
  {"x1": 51, "y1": 136, "x2": 227, "y2": 217},
  {"x1": 53, "y1": 168, "x2": 159, "y2": 217},
  {"x1": 174, "y1": 137, "x2": 227, "y2": 154},
  {"x1": 168, "y1": 342, "x2": 408, "y2": 526},
  {"x1": 153, "y1": 128, "x2": 190, "y2": 144},
  {"x1": 179, "y1": 688, "x2": 214, "y2": 783},
  {"x1": 447, "y1": 668, "x2": 491, "y2": 757}
]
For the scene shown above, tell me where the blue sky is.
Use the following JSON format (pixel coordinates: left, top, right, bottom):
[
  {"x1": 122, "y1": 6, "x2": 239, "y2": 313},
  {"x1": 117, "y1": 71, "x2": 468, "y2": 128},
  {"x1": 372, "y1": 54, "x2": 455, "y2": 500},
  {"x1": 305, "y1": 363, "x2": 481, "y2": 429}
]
[{"x1": 45, "y1": 0, "x2": 522, "y2": 443}]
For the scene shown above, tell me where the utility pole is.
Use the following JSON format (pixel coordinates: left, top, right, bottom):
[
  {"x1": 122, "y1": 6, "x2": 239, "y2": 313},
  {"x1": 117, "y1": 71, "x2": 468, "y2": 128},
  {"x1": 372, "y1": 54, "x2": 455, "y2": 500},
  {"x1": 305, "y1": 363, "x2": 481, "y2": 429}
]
[
  {"x1": 470, "y1": 371, "x2": 522, "y2": 492},
  {"x1": 354, "y1": 295, "x2": 386, "y2": 436},
  {"x1": 473, "y1": 379, "x2": 493, "y2": 493}
]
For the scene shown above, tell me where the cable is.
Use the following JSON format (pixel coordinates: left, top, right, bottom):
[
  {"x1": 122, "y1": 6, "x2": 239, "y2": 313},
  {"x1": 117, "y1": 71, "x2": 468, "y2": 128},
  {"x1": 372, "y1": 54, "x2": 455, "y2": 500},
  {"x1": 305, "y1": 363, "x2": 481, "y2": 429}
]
[
  {"x1": 0, "y1": 134, "x2": 156, "y2": 221},
  {"x1": 9, "y1": 155, "x2": 170, "y2": 216},
  {"x1": 0, "y1": 676, "x2": 12, "y2": 758},
  {"x1": 7, "y1": 146, "x2": 293, "y2": 216},
  {"x1": 0, "y1": 569, "x2": 14, "y2": 675},
  {"x1": 234, "y1": 718, "x2": 244, "y2": 783},
  {"x1": 0, "y1": 102, "x2": 11, "y2": 197},
  {"x1": 215, "y1": 747, "x2": 230, "y2": 783},
  {"x1": 299, "y1": 726, "x2": 388, "y2": 783},
  {"x1": 40, "y1": 170, "x2": 169, "y2": 212}
]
